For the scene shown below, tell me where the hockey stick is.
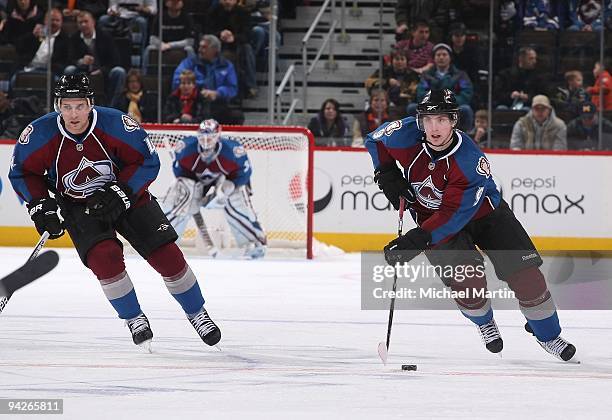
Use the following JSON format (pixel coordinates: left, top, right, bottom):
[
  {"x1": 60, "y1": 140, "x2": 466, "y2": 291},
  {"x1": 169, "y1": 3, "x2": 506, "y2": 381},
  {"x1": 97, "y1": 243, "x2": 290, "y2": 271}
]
[
  {"x1": 377, "y1": 197, "x2": 406, "y2": 365},
  {"x1": 0, "y1": 231, "x2": 51, "y2": 315}
]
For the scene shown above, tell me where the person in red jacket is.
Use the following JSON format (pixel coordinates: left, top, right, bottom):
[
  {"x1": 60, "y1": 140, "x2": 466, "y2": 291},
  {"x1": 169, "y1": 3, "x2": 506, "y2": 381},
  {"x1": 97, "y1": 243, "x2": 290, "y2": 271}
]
[{"x1": 586, "y1": 61, "x2": 612, "y2": 111}]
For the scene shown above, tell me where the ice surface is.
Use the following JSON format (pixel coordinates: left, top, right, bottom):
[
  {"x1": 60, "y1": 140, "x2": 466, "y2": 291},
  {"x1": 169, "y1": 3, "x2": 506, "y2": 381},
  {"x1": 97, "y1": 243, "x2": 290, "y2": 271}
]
[{"x1": 0, "y1": 247, "x2": 611, "y2": 419}]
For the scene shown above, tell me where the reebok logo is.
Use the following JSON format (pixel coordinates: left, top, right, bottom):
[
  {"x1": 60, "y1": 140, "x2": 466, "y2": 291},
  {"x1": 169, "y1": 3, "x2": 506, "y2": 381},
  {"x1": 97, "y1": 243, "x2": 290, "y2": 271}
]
[
  {"x1": 522, "y1": 253, "x2": 538, "y2": 261},
  {"x1": 158, "y1": 224, "x2": 170, "y2": 231}
]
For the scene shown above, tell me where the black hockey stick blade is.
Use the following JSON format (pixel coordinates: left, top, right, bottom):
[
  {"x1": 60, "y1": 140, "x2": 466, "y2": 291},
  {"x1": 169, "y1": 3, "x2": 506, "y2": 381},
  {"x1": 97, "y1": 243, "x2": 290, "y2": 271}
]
[{"x1": 0, "y1": 250, "x2": 59, "y2": 297}]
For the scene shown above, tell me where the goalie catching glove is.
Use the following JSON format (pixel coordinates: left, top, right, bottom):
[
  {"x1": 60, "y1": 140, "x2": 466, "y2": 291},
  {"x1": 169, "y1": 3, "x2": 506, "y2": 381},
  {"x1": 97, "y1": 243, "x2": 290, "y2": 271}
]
[
  {"x1": 384, "y1": 227, "x2": 431, "y2": 266},
  {"x1": 374, "y1": 162, "x2": 416, "y2": 210},
  {"x1": 86, "y1": 181, "x2": 134, "y2": 223},
  {"x1": 27, "y1": 198, "x2": 64, "y2": 239}
]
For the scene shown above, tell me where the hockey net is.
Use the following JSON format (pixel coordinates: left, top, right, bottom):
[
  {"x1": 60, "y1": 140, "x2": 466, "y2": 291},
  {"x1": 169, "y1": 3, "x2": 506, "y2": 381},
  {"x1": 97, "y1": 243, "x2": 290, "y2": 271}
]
[{"x1": 143, "y1": 124, "x2": 314, "y2": 259}]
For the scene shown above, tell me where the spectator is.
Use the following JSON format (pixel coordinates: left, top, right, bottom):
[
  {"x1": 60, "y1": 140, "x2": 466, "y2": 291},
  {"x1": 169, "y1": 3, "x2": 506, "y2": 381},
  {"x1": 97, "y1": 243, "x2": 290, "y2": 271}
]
[
  {"x1": 412, "y1": 43, "x2": 474, "y2": 131},
  {"x1": 566, "y1": 0, "x2": 612, "y2": 31},
  {"x1": 586, "y1": 61, "x2": 612, "y2": 110},
  {"x1": 63, "y1": 10, "x2": 127, "y2": 106},
  {"x1": 494, "y1": 46, "x2": 547, "y2": 110},
  {"x1": 10, "y1": 7, "x2": 69, "y2": 83},
  {"x1": 62, "y1": 0, "x2": 109, "y2": 20},
  {"x1": 467, "y1": 109, "x2": 488, "y2": 147},
  {"x1": 394, "y1": 0, "x2": 459, "y2": 43},
  {"x1": 0, "y1": 89, "x2": 20, "y2": 138},
  {"x1": 448, "y1": 22, "x2": 484, "y2": 89},
  {"x1": 552, "y1": 70, "x2": 589, "y2": 118},
  {"x1": 172, "y1": 34, "x2": 243, "y2": 125},
  {"x1": 112, "y1": 69, "x2": 157, "y2": 123},
  {"x1": 567, "y1": 101, "x2": 612, "y2": 150},
  {"x1": 494, "y1": 0, "x2": 521, "y2": 70},
  {"x1": 307, "y1": 98, "x2": 350, "y2": 146},
  {"x1": 142, "y1": 0, "x2": 195, "y2": 75},
  {"x1": 395, "y1": 20, "x2": 434, "y2": 75},
  {"x1": 205, "y1": 0, "x2": 258, "y2": 98},
  {"x1": 510, "y1": 94, "x2": 567, "y2": 150},
  {"x1": 249, "y1": 0, "x2": 281, "y2": 70},
  {"x1": 2, "y1": 0, "x2": 44, "y2": 50},
  {"x1": 352, "y1": 89, "x2": 392, "y2": 147},
  {"x1": 99, "y1": 0, "x2": 157, "y2": 55},
  {"x1": 365, "y1": 49, "x2": 419, "y2": 113},
  {"x1": 522, "y1": 0, "x2": 560, "y2": 30},
  {"x1": 163, "y1": 69, "x2": 209, "y2": 123}
]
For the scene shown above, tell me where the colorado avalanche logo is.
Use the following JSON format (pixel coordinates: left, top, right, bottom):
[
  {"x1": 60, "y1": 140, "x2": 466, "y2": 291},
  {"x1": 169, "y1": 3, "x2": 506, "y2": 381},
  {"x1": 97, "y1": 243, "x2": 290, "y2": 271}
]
[
  {"x1": 476, "y1": 156, "x2": 491, "y2": 177},
  {"x1": 122, "y1": 115, "x2": 140, "y2": 132},
  {"x1": 373, "y1": 120, "x2": 402, "y2": 139},
  {"x1": 18, "y1": 125, "x2": 33, "y2": 145},
  {"x1": 62, "y1": 156, "x2": 115, "y2": 199},
  {"x1": 411, "y1": 175, "x2": 444, "y2": 209}
]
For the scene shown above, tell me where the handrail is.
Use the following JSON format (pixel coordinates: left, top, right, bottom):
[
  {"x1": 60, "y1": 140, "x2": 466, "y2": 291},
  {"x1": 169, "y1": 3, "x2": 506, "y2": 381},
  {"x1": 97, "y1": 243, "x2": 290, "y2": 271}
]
[
  {"x1": 302, "y1": 0, "x2": 337, "y2": 119},
  {"x1": 302, "y1": 0, "x2": 333, "y2": 45},
  {"x1": 308, "y1": 21, "x2": 337, "y2": 75},
  {"x1": 276, "y1": 64, "x2": 296, "y2": 96},
  {"x1": 283, "y1": 99, "x2": 300, "y2": 125}
]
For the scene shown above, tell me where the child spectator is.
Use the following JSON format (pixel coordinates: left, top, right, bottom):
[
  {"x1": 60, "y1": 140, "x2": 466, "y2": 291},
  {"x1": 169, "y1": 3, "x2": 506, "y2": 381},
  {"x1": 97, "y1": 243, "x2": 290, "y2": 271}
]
[
  {"x1": 586, "y1": 61, "x2": 612, "y2": 110},
  {"x1": 163, "y1": 69, "x2": 209, "y2": 123}
]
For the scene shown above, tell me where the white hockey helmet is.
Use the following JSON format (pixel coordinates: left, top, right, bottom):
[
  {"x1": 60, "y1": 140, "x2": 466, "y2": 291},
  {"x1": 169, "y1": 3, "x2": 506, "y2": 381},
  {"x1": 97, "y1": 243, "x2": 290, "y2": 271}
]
[{"x1": 197, "y1": 119, "x2": 221, "y2": 159}]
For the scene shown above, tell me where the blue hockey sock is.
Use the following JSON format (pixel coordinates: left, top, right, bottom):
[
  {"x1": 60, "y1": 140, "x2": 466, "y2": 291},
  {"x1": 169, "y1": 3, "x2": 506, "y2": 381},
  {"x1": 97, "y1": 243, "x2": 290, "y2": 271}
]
[
  {"x1": 163, "y1": 265, "x2": 205, "y2": 316},
  {"x1": 525, "y1": 311, "x2": 561, "y2": 342},
  {"x1": 101, "y1": 272, "x2": 142, "y2": 320}
]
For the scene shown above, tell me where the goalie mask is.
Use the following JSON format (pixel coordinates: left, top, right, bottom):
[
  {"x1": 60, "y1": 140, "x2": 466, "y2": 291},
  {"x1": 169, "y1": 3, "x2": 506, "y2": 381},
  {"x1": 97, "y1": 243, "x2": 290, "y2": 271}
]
[{"x1": 197, "y1": 119, "x2": 221, "y2": 160}]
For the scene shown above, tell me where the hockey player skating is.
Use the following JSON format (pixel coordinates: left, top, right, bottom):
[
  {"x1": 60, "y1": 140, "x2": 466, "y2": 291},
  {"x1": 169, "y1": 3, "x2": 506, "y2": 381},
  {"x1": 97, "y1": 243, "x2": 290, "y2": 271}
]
[
  {"x1": 9, "y1": 74, "x2": 221, "y2": 351},
  {"x1": 365, "y1": 89, "x2": 577, "y2": 362},
  {"x1": 163, "y1": 119, "x2": 267, "y2": 259}
]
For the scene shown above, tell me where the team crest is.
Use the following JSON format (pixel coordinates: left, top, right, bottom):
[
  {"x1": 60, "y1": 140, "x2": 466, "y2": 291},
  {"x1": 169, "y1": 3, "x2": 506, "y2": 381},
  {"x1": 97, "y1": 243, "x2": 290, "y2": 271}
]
[
  {"x1": 18, "y1": 125, "x2": 33, "y2": 145},
  {"x1": 62, "y1": 156, "x2": 115, "y2": 199},
  {"x1": 233, "y1": 145, "x2": 246, "y2": 157},
  {"x1": 476, "y1": 156, "x2": 491, "y2": 177},
  {"x1": 174, "y1": 139, "x2": 186, "y2": 154},
  {"x1": 122, "y1": 115, "x2": 140, "y2": 132},
  {"x1": 411, "y1": 175, "x2": 444, "y2": 209}
]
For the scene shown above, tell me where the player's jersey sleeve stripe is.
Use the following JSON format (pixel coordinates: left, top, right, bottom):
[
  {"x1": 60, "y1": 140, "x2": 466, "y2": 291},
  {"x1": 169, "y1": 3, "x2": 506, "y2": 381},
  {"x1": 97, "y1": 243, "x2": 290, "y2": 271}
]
[{"x1": 365, "y1": 117, "x2": 420, "y2": 169}]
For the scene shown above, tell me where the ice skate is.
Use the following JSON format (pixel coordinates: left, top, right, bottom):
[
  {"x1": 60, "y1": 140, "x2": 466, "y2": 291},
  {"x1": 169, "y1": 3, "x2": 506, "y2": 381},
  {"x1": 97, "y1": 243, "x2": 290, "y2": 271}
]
[
  {"x1": 126, "y1": 313, "x2": 153, "y2": 352},
  {"x1": 244, "y1": 243, "x2": 266, "y2": 259},
  {"x1": 525, "y1": 323, "x2": 578, "y2": 363},
  {"x1": 477, "y1": 319, "x2": 503, "y2": 354},
  {"x1": 188, "y1": 307, "x2": 221, "y2": 346}
]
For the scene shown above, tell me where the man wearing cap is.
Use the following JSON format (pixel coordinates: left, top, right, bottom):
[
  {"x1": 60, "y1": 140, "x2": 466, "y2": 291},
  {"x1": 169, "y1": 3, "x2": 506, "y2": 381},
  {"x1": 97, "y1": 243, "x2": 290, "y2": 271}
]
[
  {"x1": 411, "y1": 42, "x2": 474, "y2": 131},
  {"x1": 510, "y1": 94, "x2": 567, "y2": 150},
  {"x1": 448, "y1": 22, "x2": 484, "y2": 90},
  {"x1": 567, "y1": 101, "x2": 612, "y2": 150}
]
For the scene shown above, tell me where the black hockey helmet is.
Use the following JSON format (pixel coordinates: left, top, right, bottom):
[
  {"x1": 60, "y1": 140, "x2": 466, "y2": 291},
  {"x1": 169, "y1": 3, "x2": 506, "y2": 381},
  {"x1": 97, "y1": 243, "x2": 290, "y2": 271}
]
[
  {"x1": 416, "y1": 88, "x2": 459, "y2": 130},
  {"x1": 53, "y1": 74, "x2": 94, "y2": 112}
]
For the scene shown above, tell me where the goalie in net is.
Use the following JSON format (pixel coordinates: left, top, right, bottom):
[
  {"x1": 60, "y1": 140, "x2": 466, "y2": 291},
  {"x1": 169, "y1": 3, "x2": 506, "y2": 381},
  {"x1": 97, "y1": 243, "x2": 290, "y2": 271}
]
[{"x1": 162, "y1": 119, "x2": 268, "y2": 259}]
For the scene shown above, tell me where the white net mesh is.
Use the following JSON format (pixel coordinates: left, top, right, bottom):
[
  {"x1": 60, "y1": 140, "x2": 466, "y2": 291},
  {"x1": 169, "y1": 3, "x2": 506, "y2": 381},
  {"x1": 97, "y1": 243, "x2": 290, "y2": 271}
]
[{"x1": 144, "y1": 125, "x2": 312, "y2": 258}]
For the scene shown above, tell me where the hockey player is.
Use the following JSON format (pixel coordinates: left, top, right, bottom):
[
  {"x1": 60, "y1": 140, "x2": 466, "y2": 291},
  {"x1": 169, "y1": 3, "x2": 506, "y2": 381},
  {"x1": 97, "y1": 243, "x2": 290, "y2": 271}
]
[
  {"x1": 164, "y1": 119, "x2": 267, "y2": 259},
  {"x1": 8, "y1": 74, "x2": 221, "y2": 350},
  {"x1": 365, "y1": 89, "x2": 577, "y2": 362}
]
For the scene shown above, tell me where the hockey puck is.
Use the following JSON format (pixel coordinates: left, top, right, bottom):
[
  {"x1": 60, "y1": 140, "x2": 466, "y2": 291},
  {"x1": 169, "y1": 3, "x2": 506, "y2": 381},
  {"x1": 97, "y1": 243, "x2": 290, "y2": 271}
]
[{"x1": 401, "y1": 364, "x2": 417, "y2": 371}]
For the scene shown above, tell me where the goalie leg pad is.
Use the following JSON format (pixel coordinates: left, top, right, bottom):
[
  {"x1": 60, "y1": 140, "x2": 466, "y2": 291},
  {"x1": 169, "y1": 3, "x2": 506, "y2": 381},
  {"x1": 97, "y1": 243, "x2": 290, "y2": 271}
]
[
  {"x1": 224, "y1": 186, "x2": 267, "y2": 247},
  {"x1": 161, "y1": 177, "x2": 207, "y2": 236}
]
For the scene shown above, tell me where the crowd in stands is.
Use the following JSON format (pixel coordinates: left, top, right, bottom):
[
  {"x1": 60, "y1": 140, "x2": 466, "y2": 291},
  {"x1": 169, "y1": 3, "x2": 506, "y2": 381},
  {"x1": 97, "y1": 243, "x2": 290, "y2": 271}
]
[
  {"x1": 2, "y1": 0, "x2": 612, "y2": 151},
  {"x1": 308, "y1": 0, "x2": 612, "y2": 150},
  {"x1": 0, "y1": 0, "x2": 292, "y2": 133}
]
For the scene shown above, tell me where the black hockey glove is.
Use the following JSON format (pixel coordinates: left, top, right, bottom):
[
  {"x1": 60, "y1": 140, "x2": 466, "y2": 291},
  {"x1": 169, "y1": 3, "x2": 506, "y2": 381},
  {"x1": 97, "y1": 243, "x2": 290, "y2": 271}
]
[
  {"x1": 374, "y1": 162, "x2": 416, "y2": 210},
  {"x1": 383, "y1": 227, "x2": 431, "y2": 266},
  {"x1": 86, "y1": 181, "x2": 134, "y2": 223},
  {"x1": 27, "y1": 198, "x2": 64, "y2": 239}
]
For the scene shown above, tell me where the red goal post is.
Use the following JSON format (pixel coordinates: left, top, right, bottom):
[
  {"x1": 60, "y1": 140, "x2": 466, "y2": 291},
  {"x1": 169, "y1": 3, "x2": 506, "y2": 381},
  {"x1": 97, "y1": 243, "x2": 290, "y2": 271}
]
[{"x1": 143, "y1": 124, "x2": 314, "y2": 259}]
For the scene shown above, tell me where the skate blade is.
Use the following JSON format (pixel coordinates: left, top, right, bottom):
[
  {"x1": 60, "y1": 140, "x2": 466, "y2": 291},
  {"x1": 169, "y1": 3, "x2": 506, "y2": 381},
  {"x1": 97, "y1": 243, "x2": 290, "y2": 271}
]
[
  {"x1": 138, "y1": 339, "x2": 153, "y2": 353},
  {"x1": 377, "y1": 341, "x2": 388, "y2": 365}
]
